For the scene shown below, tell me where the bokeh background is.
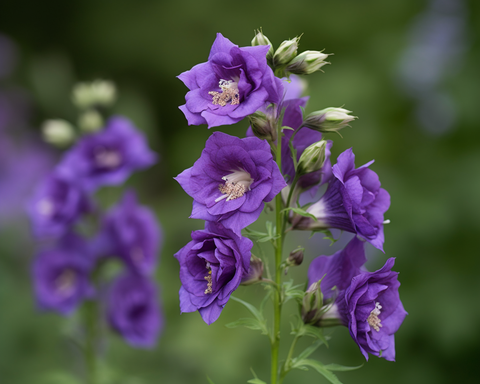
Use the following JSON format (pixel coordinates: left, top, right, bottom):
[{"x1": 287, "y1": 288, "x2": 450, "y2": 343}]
[{"x1": 1, "y1": 0, "x2": 480, "y2": 383}]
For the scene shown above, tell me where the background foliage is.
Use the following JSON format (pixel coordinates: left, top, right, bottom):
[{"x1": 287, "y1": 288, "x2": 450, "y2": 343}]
[{"x1": 1, "y1": 0, "x2": 480, "y2": 383}]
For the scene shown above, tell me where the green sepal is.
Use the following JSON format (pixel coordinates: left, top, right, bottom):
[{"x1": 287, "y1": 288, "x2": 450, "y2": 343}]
[
  {"x1": 309, "y1": 228, "x2": 338, "y2": 245},
  {"x1": 281, "y1": 126, "x2": 295, "y2": 131},
  {"x1": 281, "y1": 207, "x2": 317, "y2": 221}
]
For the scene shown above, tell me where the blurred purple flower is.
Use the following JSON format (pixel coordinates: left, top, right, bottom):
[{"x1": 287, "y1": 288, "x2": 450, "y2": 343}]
[
  {"x1": 32, "y1": 234, "x2": 94, "y2": 315},
  {"x1": 174, "y1": 221, "x2": 252, "y2": 325},
  {"x1": 295, "y1": 148, "x2": 390, "y2": 251},
  {"x1": 175, "y1": 131, "x2": 286, "y2": 236},
  {"x1": 57, "y1": 116, "x2": 157, "y2": 191},
  {"x1": 107, "y1": 273, "x2": 163, "y2": 348},
  {"x1": 28, "y1": 172, "x2": 92, "y2": 239},
  {"x1": 96, "y1": 191, "x2": 161, "y2": 275},
  {"x1": 178, "y1": 33, "x2": 282, "y2": 128}
]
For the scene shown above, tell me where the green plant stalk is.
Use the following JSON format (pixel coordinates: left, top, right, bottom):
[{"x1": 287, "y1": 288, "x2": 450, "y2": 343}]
[
  {"x1": 83, "y1": 299, "x2": 97, "y2": 384},
  {"x1": 280, "y1": 334, "x2": 301, "y2": 382}
]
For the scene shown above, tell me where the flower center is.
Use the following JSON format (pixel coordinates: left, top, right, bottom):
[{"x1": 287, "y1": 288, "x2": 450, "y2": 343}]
[
  {"x1": 367, "y1": 302, "x2": 383, "y2": 332},
  {"x1": 209, "y1": 79, "x2": 240, "y2": 106},
  {"x1": 215, "y1": 169, "x2": 253, "y2": 202},
  {"x1": 95, "y1": 147, "x2": 122, "y2": 169},
  {"x1": 130, "y1": 246, "x2": 144, "y2": 264},
  {"x1": 37, "y1": 198, "x2": 55, "y2": 216},
  {"x1": 204, "y1": 262, "x2": 213, "y2": 294},
  {"x1": 55, "y1": 269, "x2": 76, "y2": 296}
]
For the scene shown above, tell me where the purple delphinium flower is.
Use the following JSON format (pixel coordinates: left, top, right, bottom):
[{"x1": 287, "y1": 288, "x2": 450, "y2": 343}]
[
  {"x1": 295, "y1": 148, "x2": 390, "y2": 251},
  {"x1": 28, "y1": 172, "x2": 92, "y2": 239},
  {"x1": 175, "y1": 131, "x2": 286, "y2": 236},
  {"x1": 336, "y1": 258, "x2": 407, "y2": 361},
  {"x1": 107, "y1": 273, "x2": 162, "y2": 348},
  {"x1": 174, "y1": 221, "x2": 253, "y2": 325},
  {"x1": 32, "y1": 234, "x2": 94, "y2": 314},
  {"x1": 178, "y1": 33, "x2": 282, "y2": 128},
  {"x1": 96, "y1": 191, "x2": 161, "y2": 275},
  {"x1": 57, "y1": 116, "x2": 157, "y2": 191}
]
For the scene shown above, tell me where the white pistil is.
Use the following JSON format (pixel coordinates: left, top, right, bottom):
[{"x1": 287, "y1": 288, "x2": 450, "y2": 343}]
[
  {"x1": 55, "y1": 269, "x2": 76, "y2": 296},
  {"x1": 214, "y1": 169, "x2": 253, "y2": 203},
  {"x1": 209, "y1": 79, "x2": 240, "y2": 106},
  {"x1": 95, "y1": 147, "x2": 122, "y2": 169},
  {"x1": 37, "y1": 199, "x2": 55, "y2": 216},
  {"x1": 204, "y1": 262, "x2": 213, "y2": 294},
  {"x1": 367, "y1": 302, "x2": 383, "y2": 332}
]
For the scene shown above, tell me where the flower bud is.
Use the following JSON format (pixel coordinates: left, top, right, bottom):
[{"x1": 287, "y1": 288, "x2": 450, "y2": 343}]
[
  {"x1": 297, "y1": 140, "x2": 327, "y2": 175},
  {"x1": 286, "y1": 50, "x2": 329, "y2": 75},
  {"x1": 241, "y1": 255, "x2": 264, "y2": 285},
  {"x1": 301, "y1": 281, "x2": 324, "y2": 325},
  {"x1": 78, "y1": 109, "x2": 104, "y2": 133},
  {"x1": 72, "y1": 80, "x2": 116, "y2": 109},
  {"x1": 249, "y1": 111, "x2": 276, "y2": 141},
  {"x1": 287, "y1": 247, "x2": 304, "y2": 267},
  {"x1": 252, "y1": 29, "x2": 274, "y2": 64},
  {"x1": 273, "y1": 37, "x2": 300, "y2": 68},
  {"x1": 303, "y1": 108, "x2": 355, "y2": 134},
  {"x1": 41, "y1": 119, "x2": 75, "y2": 147}
]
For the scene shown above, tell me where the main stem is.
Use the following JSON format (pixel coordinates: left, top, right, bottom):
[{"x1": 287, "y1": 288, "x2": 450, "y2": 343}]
[
  {"x1": 271, "y1": 122, "x2": 284, "y2": 384},
  {"x1": 84, "y1": 299, "x2": 97, "y2": 384}
]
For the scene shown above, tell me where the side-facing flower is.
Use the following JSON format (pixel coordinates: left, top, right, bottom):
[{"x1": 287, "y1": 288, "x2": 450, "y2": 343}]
[
  {"x1": 96, "y1": 191, "x2": 161, "y2": 275},
  {"x1": 28, "y1": 172, "x2": 92, "y2": 239},
  {"x1": 107, "y1": 273, "x2": 163, "y2": 348},
  {"x1": 174, "y1": 221, "x2": 253, "y2": 325},
  {"x1": 57, "y1": 116, "x2": 157, "y2": 190},
  {"x1": 295, "y1": 148, "x2": 390, "y2": 251},
  {"x1": 175, "y1": 131, "x2": 286, "y2": 236},
  {"x1": 32, "y1": 234, "x2": 94, "y2": 314},
  {"x1": 336, "y1": 258, "x2": 407, "y2": 361},
  {"x1": 178, "y1": 33, "x2": 282, "y2": 128}
]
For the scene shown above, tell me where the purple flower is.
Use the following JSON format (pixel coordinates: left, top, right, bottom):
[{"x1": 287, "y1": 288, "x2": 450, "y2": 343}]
[
  {"x1": 174, "y1": 221, "x2": 253, "y2": 325},
  {"x1": 178, "y1": 33, "x2": 282, "y2": 128},
  {"x1": 57, "y1": 116, "x2": 157, "y2": 191},
  {"x1": 96, "y1": 191, "x2": 161, "y2": 275},
  {"x1": 107, "y1": 273, "x2": 162, "y2": 348},
  {"x1": 296, "y1": 148, "x2": 390, "y2": 251},
  {"x1": 32, "y1": 234, "x2": 94, "y2": 315},
  {"x1": 28, "y1": 172, "x2": 92, "y2": 239},
  {"x1": 175, "y1": 131, "x2": 286, "y2": 236},
  {"x1": 336, "y1": 258, "x2": 407, "y2": 361}
]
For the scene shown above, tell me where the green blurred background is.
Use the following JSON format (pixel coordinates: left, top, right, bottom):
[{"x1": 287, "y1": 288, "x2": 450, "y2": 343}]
[{"x1": 1, "y1": 0, "x2": 480, "y2": 383}]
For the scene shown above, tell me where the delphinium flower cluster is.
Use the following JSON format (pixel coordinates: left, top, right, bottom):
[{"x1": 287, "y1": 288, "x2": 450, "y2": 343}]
[
  {"x1": 176, "y1": 31, "x2": 407, "y2": 384},
  {"x1": 28, "y1": 81, "x2": 163, "y2": 381}
]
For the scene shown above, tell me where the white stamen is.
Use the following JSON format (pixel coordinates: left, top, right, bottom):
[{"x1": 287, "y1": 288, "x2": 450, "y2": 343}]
[
  {"x1": 383, "y1": 219, "x2": 391, "y2": 225},
  {"x1": 367, "y1": 302, "x2": 383, "y2": 332},
  {"x1": 215, "y1": 169, "x2": 253, "y2": 203},
  {"x1": 55, "y1": 269, "x2": 76, "y2": 296},
  {"x1": 37, "y1": 199, "x2": 55, "y2": 216},
  {"x1": 204, "y1": 262, "x2": 213, "y2": 294},
  {"x1": 95, "y1": 148, "x2": 122, "y2": 169},
  {"x1": 209, "y1": 79, "x2": 240, "y2": 106}
]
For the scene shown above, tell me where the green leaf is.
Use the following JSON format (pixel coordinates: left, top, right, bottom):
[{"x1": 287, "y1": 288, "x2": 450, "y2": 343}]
[
  {"x1": 302, "y1": 324, "x2": 329, "y2": 346},
  {"x1": 292, "y1": 359, "x2": 343, "y2": 384},
  {"x1": 296, "y1": 339, "x2": 326, "y2": 361},
  {"x1": 281, "y1": 126, "x2": 295, "y2": 131},
  {"x1": 225, "y1": 318, "x2": 264, "y2": 331},
  {"x1": 289, "y1": 140, "x2": 298, "y2": 170},
  {"x1": 281, "y1": 207, "x2": 317, "y2": 221},
  {"x1": 230, "y1": 296, "x2": 264, "y2": 321},
  {"x1": 207, "y1": 376, "x2": 216, "y2": 384},
  {"x1": 308, "y1": 228, "x2": 338, "y2": 245},
  {"x1": 323, "y1": 363, "x2": 363, "y2": 372},
  {"x1": 283, "y1": 280, "x2": 305, "y2": 303},
  {"x1": 247, "y1": 379, "x2": 267, "y2": 384}
]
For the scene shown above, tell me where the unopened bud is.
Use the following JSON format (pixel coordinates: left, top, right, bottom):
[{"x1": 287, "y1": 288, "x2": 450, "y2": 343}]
[
  {"x1": 273, "y1": 37, "x2": 300, "y2": 68},
  {"x1": 301, "y1": 281, "x2": 324, "y2": 325},
  {"x1": 72, "y1": 80, "x2": 116, "y2": 109},
  {"x1": 42, "y1": 119, "x2": 75, "y2": 147},
  {"x1": 287, "y1": 247, "x2": 304, "y2": 267},
  {"x1": 241, "y1": 255, "x2": 264, "y2": 286},
  {"x1": 78, "y1": 109, "x2": 104, "y2": 133},
  {"x1": 303, "y1": 108, "x2": 355, "y2": 134},
  {"x1": 297, "y1": 140, "x2": 327, "y2": 175},
  {"x1": 249, "y1": 111, "x2": 276, "y2": 141},
  {"x1": 286, "y1": 50, "x2": 329, "y2": 75},
  {"x1": 252, "y1": 29, "x2": 274, "y2": 63}
]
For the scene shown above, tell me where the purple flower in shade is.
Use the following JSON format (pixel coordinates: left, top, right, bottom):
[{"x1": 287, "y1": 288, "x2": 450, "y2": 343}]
[
  {"x1": 57, "y1": 116, "x2": 157, "y2": 191},
  {"x1": 174, "y1": 221, "x2": 253, "y2": 325},
  {"x1": 295, "y1": 148, "x2": 390, "y2": 251},
  {"x1": 28, "y1": 172, "x2": 92, "y2": 239},
  {"x1": 175, "y1": 131, "x2": 286, "y2": 236},
  {"x1": 307, "y1": 237, "x2": 407, "y2": 361},
  {"x1": 32, "y1": 234, "x2": 94, "y2": 315},
  {"x1": 107, "y1": 273, "x2": 162, "y2": 348},
  {"x1": 178, "y1": 33, "x2": 283, "y2": 128},
  {"x1": 96, "y1": 191, "x2": 161, "y2": 275}
]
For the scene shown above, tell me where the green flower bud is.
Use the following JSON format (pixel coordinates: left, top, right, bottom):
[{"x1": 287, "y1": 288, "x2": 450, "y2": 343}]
[
  {"x1": 78, "y1": 109, "x2": 104, "y2": 133},
  {"x1": 41, "y1": 119, "x2": 75, "y2": 147},
  {"x1": 273, "y1": 37, "x2": 300, "y2": 68},
  {"x1": 241, "y1": 255, "x2": 264, "y2": 286},
  {"x1": 252, "y1": 29, "x2": 274, "y2": 63},
  {"x1": 286, "y1": 50, "x2": 329, "y2": 75},
  {"x1": 303, "y1": 107, "x2": 356, "y2": 134},
  {"x1": 301, "y1": 281, "x2": 324, "y2": 325},
  {"x1": 72, "y1": 80, "x2": 116, "y2": 109},
  {"x1": 287, "y1": 247, "x2": 304, "y2": 267},
  {"x1": 297, "y1": 140, "x2": 327, "y2": 175},
  {"x1": 249, "y1": 111, "x2": 276, "y2": 141}
]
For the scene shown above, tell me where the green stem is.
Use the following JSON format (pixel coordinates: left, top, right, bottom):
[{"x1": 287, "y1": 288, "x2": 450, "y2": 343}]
[
  {"x1": 83, "y1": 299, "x2": 97, "y2": 384},
  {"x1": 280, "y1": 334, "x2": 301, "y2": 383}
]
